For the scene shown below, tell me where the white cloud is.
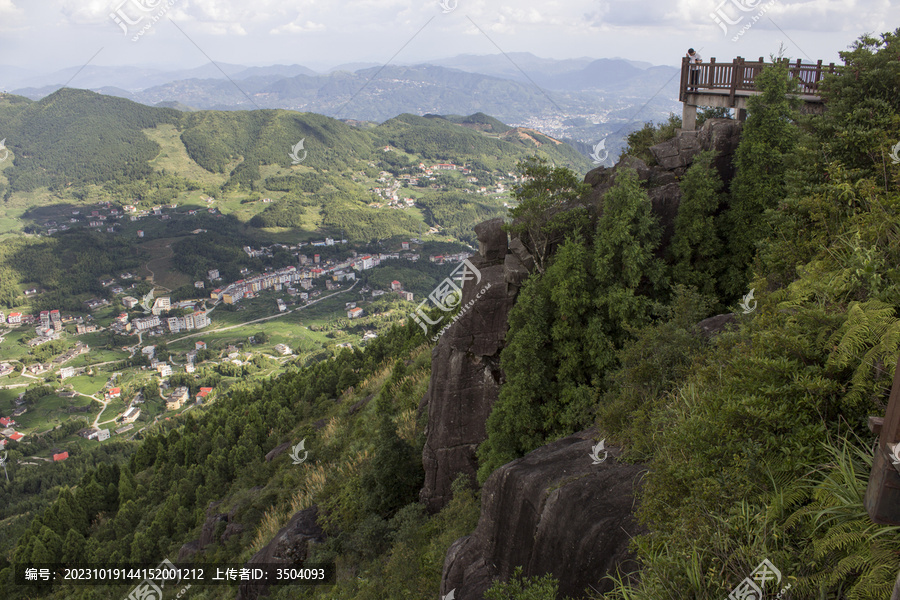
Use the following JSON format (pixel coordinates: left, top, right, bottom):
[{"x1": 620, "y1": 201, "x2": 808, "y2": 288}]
[
  {"x1": 0, "y1": 0, "x2": 24, "y2": 30},
  {"x1": 271, "y1": 19, "x2": 326, "y2": 34}
]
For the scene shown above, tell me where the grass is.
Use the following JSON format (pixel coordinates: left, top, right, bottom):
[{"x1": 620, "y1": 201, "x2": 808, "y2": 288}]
[
  {"x1": 143, "y1": 124, "x2": 226, "y2": 187},
  {"x1": 136, "y1": 236, "x2": 193, "y2": 290}
]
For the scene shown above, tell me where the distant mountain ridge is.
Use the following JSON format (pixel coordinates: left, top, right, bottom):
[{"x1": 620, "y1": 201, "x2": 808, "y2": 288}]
[{"x1": 2, "y1": 54, "x2": 682, "y2": 161}]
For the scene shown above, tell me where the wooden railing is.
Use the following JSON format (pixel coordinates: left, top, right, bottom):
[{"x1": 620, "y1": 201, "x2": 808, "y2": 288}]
[{"x1": 679, "y1": 56, "x2": 839, "y2": 106}]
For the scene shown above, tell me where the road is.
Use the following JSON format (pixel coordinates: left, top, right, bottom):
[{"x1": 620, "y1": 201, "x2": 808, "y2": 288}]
[{"x1": 166, "y1": 279, "x2": 360, "y2": 345}]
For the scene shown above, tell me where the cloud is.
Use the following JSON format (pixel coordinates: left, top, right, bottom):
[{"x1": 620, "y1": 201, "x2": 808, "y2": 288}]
[
  {"x1": 0, "y1": 0, "x2": 24, "y2": 29},
  {"x1": 271, "y1": 19, "x2": 326, "y2": 34}
]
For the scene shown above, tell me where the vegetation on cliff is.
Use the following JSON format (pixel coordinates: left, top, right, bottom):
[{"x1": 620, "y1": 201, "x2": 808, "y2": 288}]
[{"x1": 476, "y1": 31, "x2": 900, "y2": 599}]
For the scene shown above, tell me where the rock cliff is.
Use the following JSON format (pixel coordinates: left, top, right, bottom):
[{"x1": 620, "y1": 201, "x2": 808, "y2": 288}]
[
  {"x1": 419, "y1": 217, "x2": 531, "y2": 513},
  {"x1": 421, "y1": 119, "x2": 744, "y2": 598}
]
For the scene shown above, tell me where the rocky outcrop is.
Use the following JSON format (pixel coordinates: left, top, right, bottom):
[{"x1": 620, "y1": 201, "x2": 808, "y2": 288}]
[
  {"x1": 442, "y1": 429, "x2": 646, "y2": 599},
  {"x1": 583, "y1": 118, "x2": 742, "y2": 251},
  {"x1": 177, "y1": 501, "x2": 234, "y2": 560},
  {"x1": 420, "y1": 121, "x2": 743, "y2": 515},
  {"x1": 235, "y1": 506, "x2": 326, "y2": 600},
  {"x1": 265, "y1": 442, "x2": 292, "y2": 462},
  {"x1": 419, "y1": 217, "x2": 531, "y2": 513},
  {"x1": 648, "y1": 118, "x2": 742, "y2": 180}
]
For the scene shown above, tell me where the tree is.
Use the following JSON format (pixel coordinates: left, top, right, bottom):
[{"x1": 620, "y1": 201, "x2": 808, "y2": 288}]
[
  {"x1": 62, "y1": 529, "x2": 85, "y2": 565},
  {"x1": 669, "y1": 149, "x2": 726, "y2": 300},
  {"x1": 505, "y1": 157, "x2": 591, "y2": 273},
  {"x1": 361, "y1": 415, "x2": 423, "y2": 518},
  {"x1": 479, "y1": 168, "x2": 665, "y2": 482},
  {"x1": 593, "y1": 168, "x2": 665, "y2": 332},
  {"x1": 720, "y1": 59, "x2": 800, "y2": 298}
]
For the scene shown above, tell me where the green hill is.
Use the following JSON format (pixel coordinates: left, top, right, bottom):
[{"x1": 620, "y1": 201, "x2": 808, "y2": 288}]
[{"x1": 2, "y1": 89, "x2": 180, "y2": 195}]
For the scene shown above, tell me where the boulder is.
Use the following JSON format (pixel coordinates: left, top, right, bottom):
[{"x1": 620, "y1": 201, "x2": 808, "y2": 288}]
[
  {"x1": 235, "y1": 506, "x2": 326, "y2": 600},
  {"x1": 265, "y1": 442, "x2": 291, "y2": 462},
  {"x1": 177, "y1": 501, "x2": 233, "y2": 560},
  {"x1": 222, "y1": 522, "x2": 245, "y2": 543},
  {"x1": 508, "y1": 237, "x2": 535, "y2": 273},
  {"x1": 177, "y1": 540, "x2": 200, "y2": 562},
  {"x1": 442, "y1": 429, "x2": 646, "y2": 599},
  {"x1": 348, "y1": 393, "x2": 374, "y2": 415}
]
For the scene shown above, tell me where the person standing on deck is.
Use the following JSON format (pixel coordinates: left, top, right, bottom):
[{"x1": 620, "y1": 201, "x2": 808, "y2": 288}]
[{"x1": 687, "y1": 48, "x2": 702, "y2": 90}]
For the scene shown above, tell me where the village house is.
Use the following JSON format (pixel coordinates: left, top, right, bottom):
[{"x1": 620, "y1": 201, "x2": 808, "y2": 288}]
[{"x1": 166, "y1": 387, "x2": 189, "y2": 410}]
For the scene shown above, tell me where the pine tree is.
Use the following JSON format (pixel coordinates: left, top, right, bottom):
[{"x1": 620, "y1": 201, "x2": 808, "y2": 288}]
[
  {"x1": 62, "y1": 529, "x2": 85, "y2": 565},
  {"x1": 720, "y1": 60, "x2": 799, "y2": 297},
  {"x1": 669, "y1": 150, "x2": 726, "y2": 300},
  {"x1": 361, "y1": 414, "x2": 422, "y2": 518},
  {"x1": 593, "y1": 168, "x2": 665, "y2": 332}
]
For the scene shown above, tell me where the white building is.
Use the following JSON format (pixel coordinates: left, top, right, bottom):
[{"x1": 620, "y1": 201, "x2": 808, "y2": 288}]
[
  {"x1": 134, "y1": 315, "x2": 161, "y2": 331},
  {"x1": 151, "y1": 297, "x2": 171, "y2": 315}
]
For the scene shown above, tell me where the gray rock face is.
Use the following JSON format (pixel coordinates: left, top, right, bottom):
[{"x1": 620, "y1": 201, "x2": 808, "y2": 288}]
[
  {"x1": 235, "y1": 506, "x2": 326, "y2": 600},
  {"x1": 648, "y1": 118, "x2": 742, "y2": 178},
  {"x1": 177, "y1": 501, "x2": 232, "y2": 560},
  {"x1": 442, "y1": 429, "x2": 646, "y2": 599},
  {"x1": 265, "y1": 442, "x2": 291, "y2": 462},
  {"x1": 419, "y1": 218, "x2": 530, "y2": 513}
]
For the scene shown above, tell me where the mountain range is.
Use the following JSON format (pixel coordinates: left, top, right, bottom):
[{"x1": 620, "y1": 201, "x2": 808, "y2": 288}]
[{"x1": 0, "y1": 53, "x2": 683, "y2": 158}]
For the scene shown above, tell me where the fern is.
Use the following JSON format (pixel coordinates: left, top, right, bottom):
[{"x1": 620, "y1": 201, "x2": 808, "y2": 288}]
[
  {"x1": 782, "y1": 437, "x2": 900, "y2": 599},
  {"x1": 826, "y1": 300, "x2": 900, "y2": 409}
]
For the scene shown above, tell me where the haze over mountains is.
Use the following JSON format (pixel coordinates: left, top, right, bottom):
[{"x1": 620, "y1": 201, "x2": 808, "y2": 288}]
[{"x1": 0, "y1": 53, "x2": 682, "y2": 156}]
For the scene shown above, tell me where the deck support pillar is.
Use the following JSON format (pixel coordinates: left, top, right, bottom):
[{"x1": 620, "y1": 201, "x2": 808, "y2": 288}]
[{"x1": 682, "y1": 102, "x2": 697, "y2": 131}]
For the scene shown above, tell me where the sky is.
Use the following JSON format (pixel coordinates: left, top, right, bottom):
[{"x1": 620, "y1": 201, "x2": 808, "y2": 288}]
[{"x1": 0, "y1": 0, "x2": 896, "y2": 75}]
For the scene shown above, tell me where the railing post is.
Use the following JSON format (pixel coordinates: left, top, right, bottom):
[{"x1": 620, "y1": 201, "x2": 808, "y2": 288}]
[
  {"x1": 679, "y1": 56, "x2": 689, "y2": 102},
  {"x1": 729, "y1": 56, "x2": 742, "y2": 107},
  {"x1": 709, "y1": 57, "x2": 716, "y2": 88}
]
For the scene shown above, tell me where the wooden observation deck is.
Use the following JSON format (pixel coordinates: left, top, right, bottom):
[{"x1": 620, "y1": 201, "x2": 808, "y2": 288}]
[{"x1": 679, "y1": 56, "x2": 838, "y2": 129}]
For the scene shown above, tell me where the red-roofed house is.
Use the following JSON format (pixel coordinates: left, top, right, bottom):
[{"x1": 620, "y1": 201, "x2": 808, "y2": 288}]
[
  {"x1": 197, "y1": 387, "x2": 213, "y2": 401},
  {"x1": 391, "y1": 280, "x2": 402, "y2": 291},
  {"x1": 9, "y1": 432, "x2": 24, "y2": 441},
  {"x1": 347, "y1": 307, "x2": 364, "y2": 319},
  {"x1": 53, "y1": 452, "x2": 69, "y2": 461},
  {"x1": 195, "y1": 341, "x2": 207, "y2": 350},
  {"x1": 7, "y1": 312, "x2": 21, "y2": 324},
  {"x1": 107, "y1": 387, "x2": 121, "y2": 399},
  {"x1": 0, "y1": 417, "x2": 14, "y2": 427}
]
